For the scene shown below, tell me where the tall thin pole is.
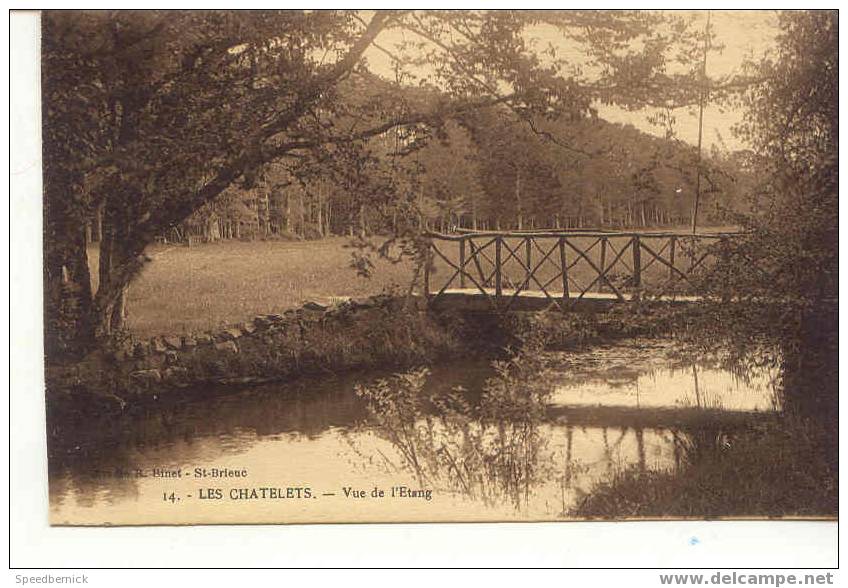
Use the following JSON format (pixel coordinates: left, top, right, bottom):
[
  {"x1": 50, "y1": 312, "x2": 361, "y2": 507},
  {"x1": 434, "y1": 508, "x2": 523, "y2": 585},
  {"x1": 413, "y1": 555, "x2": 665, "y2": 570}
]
[{"x1": 691, "y1": 10, "x2": 711, "y2": 235}]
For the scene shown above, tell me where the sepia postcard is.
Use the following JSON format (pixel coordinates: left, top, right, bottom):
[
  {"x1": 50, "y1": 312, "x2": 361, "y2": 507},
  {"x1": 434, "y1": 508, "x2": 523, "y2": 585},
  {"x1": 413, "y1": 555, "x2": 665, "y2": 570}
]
[{"x1": 40, "y1": 9, "x2": 837, "y2": 528}]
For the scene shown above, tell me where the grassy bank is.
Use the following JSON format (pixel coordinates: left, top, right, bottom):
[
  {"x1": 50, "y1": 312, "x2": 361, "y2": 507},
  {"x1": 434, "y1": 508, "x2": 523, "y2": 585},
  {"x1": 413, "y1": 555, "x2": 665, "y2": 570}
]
[
  {"x1": 89, "y1": 238, "x2": 415, "y2": 338},
  {"x1": 571, "y1": 417, "x2": 837, "y2": 518}
]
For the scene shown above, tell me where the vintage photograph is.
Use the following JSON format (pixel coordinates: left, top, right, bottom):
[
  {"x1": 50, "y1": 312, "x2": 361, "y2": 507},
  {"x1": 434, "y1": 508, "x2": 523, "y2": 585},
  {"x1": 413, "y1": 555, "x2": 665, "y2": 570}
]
[{"x1": 42, "y1": 9, "x2": 837, "y2": 526}]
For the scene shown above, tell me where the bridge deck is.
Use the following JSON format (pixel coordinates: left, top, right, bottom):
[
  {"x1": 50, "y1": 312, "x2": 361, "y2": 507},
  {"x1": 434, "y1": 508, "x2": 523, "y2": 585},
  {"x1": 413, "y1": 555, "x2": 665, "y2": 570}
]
[{"x1": 429, "y1": 288, "x2": 702, "y2": 312}]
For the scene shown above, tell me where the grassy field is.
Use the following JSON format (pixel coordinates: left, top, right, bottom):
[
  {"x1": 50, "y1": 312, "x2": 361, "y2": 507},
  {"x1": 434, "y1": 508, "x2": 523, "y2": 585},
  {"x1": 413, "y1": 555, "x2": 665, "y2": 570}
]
[{"x1": 90, "y1": 238, "x2": 415, "y2": 338}]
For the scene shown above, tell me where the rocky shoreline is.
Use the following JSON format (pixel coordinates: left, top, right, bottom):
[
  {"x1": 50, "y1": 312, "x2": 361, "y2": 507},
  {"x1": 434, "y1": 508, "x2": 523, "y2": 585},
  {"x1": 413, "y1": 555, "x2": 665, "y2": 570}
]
[{"x1": 44, "y1": 294, "x2": 492, "y2": 415}]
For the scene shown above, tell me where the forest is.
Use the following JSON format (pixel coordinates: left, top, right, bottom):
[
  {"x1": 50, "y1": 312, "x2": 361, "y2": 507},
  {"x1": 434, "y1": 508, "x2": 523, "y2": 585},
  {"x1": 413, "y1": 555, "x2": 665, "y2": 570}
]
[{"x1": 151, "y1": 103, "x2": 750, "y2": 243}]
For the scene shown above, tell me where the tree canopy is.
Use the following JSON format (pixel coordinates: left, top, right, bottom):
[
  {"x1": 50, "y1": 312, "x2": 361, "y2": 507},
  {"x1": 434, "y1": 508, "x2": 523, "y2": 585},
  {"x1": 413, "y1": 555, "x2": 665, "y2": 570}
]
[{"x1": 42, "y1": 9, "x2": 772, "y2": 356}]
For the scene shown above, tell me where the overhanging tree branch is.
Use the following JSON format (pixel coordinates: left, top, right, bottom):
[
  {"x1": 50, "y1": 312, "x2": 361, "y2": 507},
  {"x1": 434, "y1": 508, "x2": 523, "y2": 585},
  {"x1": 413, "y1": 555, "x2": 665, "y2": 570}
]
[{"x1": 140, "y1": 90, "x2": 516, "y2": 241}]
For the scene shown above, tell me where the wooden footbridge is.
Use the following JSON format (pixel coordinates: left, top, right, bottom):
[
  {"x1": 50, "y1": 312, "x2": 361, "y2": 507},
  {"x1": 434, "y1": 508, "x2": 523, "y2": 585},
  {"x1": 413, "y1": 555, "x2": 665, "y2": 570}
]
[{"x1": 422, "y1": 229, "x2": 742, "y2": 312}]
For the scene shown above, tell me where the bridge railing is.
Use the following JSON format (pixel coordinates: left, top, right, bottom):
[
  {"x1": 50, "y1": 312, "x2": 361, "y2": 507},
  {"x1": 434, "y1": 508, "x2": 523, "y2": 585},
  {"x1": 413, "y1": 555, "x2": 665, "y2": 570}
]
[{"x1": 422, "y1": 230, "x2": 742, "y2": 311}]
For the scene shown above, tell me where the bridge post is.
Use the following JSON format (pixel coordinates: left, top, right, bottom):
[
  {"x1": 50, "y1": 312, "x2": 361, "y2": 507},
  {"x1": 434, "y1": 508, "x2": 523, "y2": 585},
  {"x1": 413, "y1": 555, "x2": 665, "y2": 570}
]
[
  {"x1": 688, "y1": 236, "x2": 697, "y2": 272},
  {"x1": 599, "y1": 237, "x2": 607, "y2": 293},
  {"x1": 632, "y1": 236, "x2": 642, "y2": 293},
  {"x1": 459, "y1": 238, "x2": 466, "y2": 289},
  {"x1": 495, "y1": 236, "x2": 503, "y2": 303},
  {"x1": 668, "y1": 235, "x2": 676, "y2": 282},
  {"x1": 559, "y1": 237, "x2": 569, "y2": 303},
  {"x1": 525, "y1": 237, "x2": 532, "y2": 287}
]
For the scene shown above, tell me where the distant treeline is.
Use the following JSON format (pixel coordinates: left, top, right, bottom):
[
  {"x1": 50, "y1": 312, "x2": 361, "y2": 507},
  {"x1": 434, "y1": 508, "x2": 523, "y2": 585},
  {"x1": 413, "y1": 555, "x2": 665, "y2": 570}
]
[{"x1": 113, "y1": 98, "x2": 753, "y2": 244}]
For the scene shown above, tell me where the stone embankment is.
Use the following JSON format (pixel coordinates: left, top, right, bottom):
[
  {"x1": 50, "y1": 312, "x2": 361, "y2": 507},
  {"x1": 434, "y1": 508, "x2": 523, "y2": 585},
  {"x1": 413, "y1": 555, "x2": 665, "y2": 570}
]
[{"x1": 45, "y1": 294, "x2": 467, "y2": 410}]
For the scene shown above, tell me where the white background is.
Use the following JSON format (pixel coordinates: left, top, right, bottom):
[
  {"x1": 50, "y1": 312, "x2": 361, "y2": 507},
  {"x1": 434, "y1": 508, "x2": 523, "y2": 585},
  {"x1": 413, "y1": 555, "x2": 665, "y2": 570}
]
[{"x1": 6, "y1": 3, "x2": 842, "y2": 577}]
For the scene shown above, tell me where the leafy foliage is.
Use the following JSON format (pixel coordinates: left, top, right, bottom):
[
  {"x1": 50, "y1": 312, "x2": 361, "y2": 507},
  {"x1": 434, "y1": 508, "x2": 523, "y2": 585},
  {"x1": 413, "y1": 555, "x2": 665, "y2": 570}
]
[{"x1": 354, "y1": 308, "x2": 561, "y2": 510}]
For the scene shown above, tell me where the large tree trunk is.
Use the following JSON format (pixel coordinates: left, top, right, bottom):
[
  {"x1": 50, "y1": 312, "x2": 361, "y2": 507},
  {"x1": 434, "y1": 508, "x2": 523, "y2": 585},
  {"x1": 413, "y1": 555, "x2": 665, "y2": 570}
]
[
  {"x1": 90, "y1": 203, "x2": 146, "y2": 339},
  {"x1": 44, "y1": 223, "x2": 97, "y2": 359},
  {"x1": 43, "y1": 159, "x2": 98, "y2": 359},
  {"x1": 94, "y1": 217, "x2": 123, "y2": 337}
]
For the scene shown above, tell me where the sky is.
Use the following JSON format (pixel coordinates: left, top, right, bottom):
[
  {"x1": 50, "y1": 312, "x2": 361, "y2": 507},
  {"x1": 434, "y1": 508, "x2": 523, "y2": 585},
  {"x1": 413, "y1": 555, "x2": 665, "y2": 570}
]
[
  {"x1": 362, "y1": 10, "x2": 781, "y2": 152},
  {"x1": 595, "y1": 10, "x2": 780, "y2": 151}
]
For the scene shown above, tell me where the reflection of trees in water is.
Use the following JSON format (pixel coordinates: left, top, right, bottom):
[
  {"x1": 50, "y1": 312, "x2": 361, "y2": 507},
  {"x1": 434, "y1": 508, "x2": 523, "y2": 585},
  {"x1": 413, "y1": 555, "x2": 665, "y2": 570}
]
[
  {"x1": 353, "y1": 330, "x2": 685, "y2": 514},
  {"x1": 544, "y1": 338, "x2": 781, "y2": 416},
  {"x1": 50, "y1": 330, "x2": 790, "y2": 516},
  {"x1": 355, "y1": 332, "x2": 557, "y2": 512},
  {"x1": 562, "y1": 424, "x2": 672, "y2": 515},
  {"x1": 355, "y1": 348, "x2": 766, "y2": 516},
  {"x1": 544, "y1": 340, "x2": 674, "y2": 389},
  {"x1": 49, "y1": 375, "x2": 368, "y2": 505},
  {"x1": 50, "y1": 360, "x2": 500, "y2": 508}
]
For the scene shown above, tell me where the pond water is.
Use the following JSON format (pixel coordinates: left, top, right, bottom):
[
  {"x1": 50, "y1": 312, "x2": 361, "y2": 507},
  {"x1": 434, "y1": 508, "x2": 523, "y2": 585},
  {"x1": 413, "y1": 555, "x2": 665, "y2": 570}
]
[{"x1": 48, "y1": 339, "x2": 780, "y2": 525}]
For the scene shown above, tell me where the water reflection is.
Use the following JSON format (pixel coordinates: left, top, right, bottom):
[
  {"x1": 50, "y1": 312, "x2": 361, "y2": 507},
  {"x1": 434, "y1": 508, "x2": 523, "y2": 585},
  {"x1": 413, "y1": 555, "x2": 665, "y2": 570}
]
[
  {"x1": 551, "y1": 363, "x2": 780, "y2": 411},
  {"x1": 546, "y1": 341, "x2": 780, "y2": 412},
  {"x1": 48, "y1": 339, "x2": 779, "y2": 524}
]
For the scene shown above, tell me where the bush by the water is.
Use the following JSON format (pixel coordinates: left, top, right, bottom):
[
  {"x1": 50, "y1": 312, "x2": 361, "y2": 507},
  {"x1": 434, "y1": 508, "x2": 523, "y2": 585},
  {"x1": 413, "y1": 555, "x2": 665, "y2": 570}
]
[{"x1": 571, "y1": 416, "x2": 837, "y2": 518}]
